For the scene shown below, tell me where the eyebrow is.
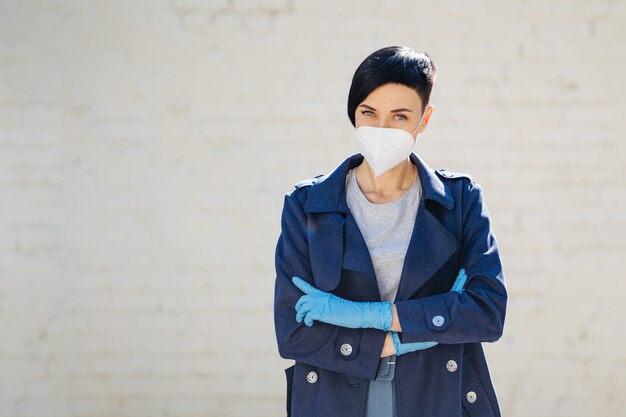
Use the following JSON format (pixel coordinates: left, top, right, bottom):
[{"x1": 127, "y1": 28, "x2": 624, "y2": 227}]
[{"x1": 358, "y1": 104, "x2": 414, "y2": 113}]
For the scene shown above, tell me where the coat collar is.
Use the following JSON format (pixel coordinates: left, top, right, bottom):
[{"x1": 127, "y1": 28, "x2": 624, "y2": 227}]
[{"x1": 303, "y1": 152, "x2": 454, "y2": 213}]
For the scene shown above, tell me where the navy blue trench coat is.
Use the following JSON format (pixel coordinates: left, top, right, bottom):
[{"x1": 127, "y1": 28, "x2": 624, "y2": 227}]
[{"x1": 273, "y1": 152, "x2": 507, "y2": 417}]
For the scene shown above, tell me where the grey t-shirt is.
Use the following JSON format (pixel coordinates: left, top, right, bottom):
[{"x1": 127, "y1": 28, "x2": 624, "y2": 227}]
[{"x1": 345, "y1": 167, "x2": 422, "y2": 303}]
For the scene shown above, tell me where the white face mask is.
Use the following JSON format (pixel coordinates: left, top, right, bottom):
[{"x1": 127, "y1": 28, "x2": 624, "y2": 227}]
[{"x1": 355, "y1": 107, "x2": 429, "y2": 178}]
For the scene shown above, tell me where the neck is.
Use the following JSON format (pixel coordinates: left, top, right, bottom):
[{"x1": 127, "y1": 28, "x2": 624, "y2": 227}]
[{"x1": 356, "y1": 158, "x2": 416, "y2": 197}]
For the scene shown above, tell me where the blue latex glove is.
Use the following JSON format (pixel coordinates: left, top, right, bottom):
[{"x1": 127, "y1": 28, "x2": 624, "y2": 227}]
[
  {"x1": 391, "y1": 268, "x2": 467, "y2": 355},
  {"x1": 391, "y1": 331, "x2": 438, "y2": 355},
  {"x1": 292, "y1": 277, "x2": 393, "y2": 331}
]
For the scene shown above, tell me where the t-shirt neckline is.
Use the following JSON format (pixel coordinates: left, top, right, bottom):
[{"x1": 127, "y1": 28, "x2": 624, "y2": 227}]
[{"x1": 348, "y1": 167, "x2": 419, "y2": 208}]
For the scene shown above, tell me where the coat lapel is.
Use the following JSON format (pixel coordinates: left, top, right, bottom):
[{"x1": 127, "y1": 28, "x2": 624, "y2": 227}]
[
  {"x1": 304, "y1": 155, "x2": 376, "y2": 292},
  {"x1": 342, "y1": 212, "x2": 378, "y2": 292},
  {"x1": 307, "y1": 211, "x2": 347, "y2": 292},
  {"x1": 394, "y1": 198, "x2": 458, "y2": 301},
  {"x1": 303, "y1": 152, "x2": 458, "y2": 299}
]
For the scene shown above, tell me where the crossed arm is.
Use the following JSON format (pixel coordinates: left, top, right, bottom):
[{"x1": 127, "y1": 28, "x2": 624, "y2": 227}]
[{"x1": 291, "y1": 268, "x2": 468, "y2": 357}]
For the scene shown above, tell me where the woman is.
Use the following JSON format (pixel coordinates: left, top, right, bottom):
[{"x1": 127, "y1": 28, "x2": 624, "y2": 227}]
[{"x1": 273, "y1": 46, "x2": 507, "y2": 417}]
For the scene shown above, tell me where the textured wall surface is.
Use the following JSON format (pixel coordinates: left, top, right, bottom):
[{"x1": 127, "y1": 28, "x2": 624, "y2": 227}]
[{"x1": 1, "y1": 1, "x2": 625, "y2": 416}]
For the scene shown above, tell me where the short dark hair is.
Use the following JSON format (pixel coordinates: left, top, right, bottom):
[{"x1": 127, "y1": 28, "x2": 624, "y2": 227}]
[{"x1": 347, "y1": 46, "x2": 438, "y2": 127}]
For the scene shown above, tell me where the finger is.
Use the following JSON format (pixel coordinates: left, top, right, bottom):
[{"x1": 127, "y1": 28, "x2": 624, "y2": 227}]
[
  {"x1": 292, "y1": 276, "x2": 319, "y2": 295},
  {"x1": 295, "y1": 311, "x2": 303, "y2": 324},
  {"x1": 296, "y1": 303, "x2": 310, "y2": 324},
  {"x1": 299, "y1": 298, "x2": 318, "y2": 313},
  {"x1": 295, "y1": 295, "x2": 309, "y2": 312},
  {"x1": 457, "y1": 268, "x2": 468, "y2": 289},
  {"x1": 451, "y1": 269, "x2": 467, "y2": 293},
  {"x1": 304, "y1": 313, "x2": 314, "y2": 327}
]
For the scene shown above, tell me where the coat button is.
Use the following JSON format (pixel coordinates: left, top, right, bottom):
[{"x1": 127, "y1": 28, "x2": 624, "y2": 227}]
[
  {"x1": 432, "y1": 315, "x2": 445, "y2": 327},
  {"x1": 340, "y1": 343, "x2": 353, "y2": 356},
  {"x1": 466, "y1": 391, "x2": 477, "y2": 403},
  {"x1": 446, "y1": 360, "x2": 458, "y2": 372},
  {"x1": 306, "y1": 371, "x2": 318, "y2": 384}
]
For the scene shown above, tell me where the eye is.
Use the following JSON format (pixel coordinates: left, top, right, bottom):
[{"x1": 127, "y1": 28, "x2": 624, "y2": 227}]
[
  {"x1": 395, "y1": 114, "x2": 408, "y2": 121},
  {"x1": 361, "y1": 110, "x2": 375, "y2": 117}
]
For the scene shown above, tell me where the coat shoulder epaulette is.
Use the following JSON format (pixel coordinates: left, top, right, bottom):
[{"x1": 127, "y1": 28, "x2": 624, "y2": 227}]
[
  {"x1": 435, "y1": 168, "x2": 473, "y2": 181},
  {"x1": 294, "y1": 174, "x2": 325, "y2": 189}
]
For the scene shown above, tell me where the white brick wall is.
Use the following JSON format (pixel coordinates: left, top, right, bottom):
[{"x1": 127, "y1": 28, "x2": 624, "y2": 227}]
[{"x1": 0, "y1": 1, "x2": 624, "y2": 416}]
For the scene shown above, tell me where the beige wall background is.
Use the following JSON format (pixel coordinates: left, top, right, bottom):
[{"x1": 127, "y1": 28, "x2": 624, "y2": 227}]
[{"x1": 1, "y1": 1, "x2": 625, "y2": 416}]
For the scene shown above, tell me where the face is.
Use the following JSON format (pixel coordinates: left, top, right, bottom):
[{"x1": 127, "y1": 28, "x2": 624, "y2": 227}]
[{"x1": 354, "y1": 82, "x2": 434, "y2": 138}]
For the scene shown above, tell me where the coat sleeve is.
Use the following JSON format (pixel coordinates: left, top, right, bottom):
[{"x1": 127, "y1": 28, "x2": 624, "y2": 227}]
[
  {"x1": 394, "y1": 180, "x2": 507, "y2": 344},
  {"x1": 273, "y1": 188, "x2": 386, "y2": 380}
]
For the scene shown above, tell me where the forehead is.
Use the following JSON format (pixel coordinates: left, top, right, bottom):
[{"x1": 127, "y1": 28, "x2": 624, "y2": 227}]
[{"x1": 360, "y1": 82, "x2": 422, "y2": 110}]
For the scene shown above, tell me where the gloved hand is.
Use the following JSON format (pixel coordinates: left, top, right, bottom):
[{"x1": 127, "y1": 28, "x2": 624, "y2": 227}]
[
  {"x1": 292, "y1": 277, "x2": 393, "y2": 331},
  {"x1": 391, "y1": 331, "x2": 438, "y2": 355},
  {"x1": 449, "y1": 267, "x2": 467, "y2": 293},
  {"x1": 391, "y1": 268, "x2": 467, "y2": 355}
]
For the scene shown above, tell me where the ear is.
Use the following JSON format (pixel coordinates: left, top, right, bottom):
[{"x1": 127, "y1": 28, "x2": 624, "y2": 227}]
[{"x1": 418, "y1": 104, "x2": 434, "y2": 134}]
